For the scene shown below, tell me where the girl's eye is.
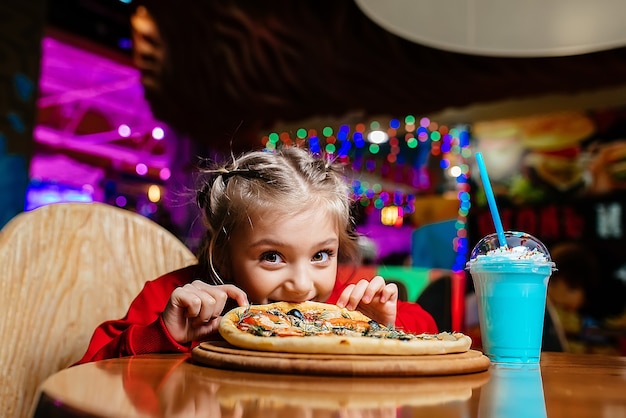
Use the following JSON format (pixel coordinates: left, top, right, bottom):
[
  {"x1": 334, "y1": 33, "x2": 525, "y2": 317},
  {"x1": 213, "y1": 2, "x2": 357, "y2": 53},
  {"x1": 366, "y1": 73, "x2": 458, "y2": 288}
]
[
  {"x1": 312, "y1": 249, "x2": 335, "y2": 263},
  {"x1": 260, "y1": 251, "x2": 284, "y2": 264}
]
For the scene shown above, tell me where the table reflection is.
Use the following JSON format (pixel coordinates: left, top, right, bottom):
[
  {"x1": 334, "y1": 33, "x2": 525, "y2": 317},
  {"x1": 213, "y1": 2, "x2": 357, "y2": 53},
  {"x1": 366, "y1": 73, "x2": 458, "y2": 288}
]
[
  {"x1": 479, "y1": 364, "x2": 546, "y2": 418},
  {"x1": 33, "y1": 352, "x2": 626, "y2": 418},
  {"x1": 98, "y1": 355, "x2": 489, "y2": 417}
]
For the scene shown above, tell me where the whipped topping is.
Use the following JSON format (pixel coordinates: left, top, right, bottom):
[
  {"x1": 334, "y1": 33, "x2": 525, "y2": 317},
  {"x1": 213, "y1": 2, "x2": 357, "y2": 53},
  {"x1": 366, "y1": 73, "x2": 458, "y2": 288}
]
[{"x1": 473, "y1": 245, "x2": 550, "y2": 263}]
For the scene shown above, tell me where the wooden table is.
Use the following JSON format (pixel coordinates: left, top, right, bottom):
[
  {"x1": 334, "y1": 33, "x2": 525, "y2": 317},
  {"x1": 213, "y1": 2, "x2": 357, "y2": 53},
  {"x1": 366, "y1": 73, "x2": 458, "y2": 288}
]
[{"x1": 32, "y1": 352, "x2": 626, "y2": 418}]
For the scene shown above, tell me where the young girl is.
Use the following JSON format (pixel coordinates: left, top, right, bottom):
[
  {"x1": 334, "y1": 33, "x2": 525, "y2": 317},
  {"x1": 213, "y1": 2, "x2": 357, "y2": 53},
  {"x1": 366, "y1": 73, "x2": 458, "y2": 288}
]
[{"x1": 75, "y1": 147, "x2": 437, "y2": 364}]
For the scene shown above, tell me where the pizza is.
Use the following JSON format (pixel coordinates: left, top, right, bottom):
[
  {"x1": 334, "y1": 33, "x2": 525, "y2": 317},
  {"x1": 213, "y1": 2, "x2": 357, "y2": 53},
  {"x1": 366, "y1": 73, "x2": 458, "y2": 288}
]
[{"x1": 218, "y1": 301, "x2": 472, "y2": 355}]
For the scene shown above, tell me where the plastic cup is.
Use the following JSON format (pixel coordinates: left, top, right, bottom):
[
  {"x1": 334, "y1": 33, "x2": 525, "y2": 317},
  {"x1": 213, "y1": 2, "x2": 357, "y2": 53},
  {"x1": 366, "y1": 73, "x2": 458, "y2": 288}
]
[{"x1": 466, "y1": 231, "x2": 556, "y2": 364}]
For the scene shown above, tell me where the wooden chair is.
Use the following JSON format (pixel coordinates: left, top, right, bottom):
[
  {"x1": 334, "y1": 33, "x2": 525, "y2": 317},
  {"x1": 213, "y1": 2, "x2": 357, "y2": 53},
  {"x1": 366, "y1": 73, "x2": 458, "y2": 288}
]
[{"x1": 0, "y1": 202, "x2": 198, "y2": 418}]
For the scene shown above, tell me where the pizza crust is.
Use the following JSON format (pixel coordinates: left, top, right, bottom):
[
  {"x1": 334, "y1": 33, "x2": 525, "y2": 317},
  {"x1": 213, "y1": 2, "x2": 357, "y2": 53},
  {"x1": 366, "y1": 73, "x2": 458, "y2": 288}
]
[{"x1": 219, "y1": 301, "x2": 471, "y2": 355}]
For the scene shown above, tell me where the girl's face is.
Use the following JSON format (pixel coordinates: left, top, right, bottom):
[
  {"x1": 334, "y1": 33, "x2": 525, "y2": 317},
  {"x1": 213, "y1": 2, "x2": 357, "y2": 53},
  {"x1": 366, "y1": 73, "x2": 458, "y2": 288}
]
[{"x1": 228, "y1": 208, "x2": 339, "y2": 304}]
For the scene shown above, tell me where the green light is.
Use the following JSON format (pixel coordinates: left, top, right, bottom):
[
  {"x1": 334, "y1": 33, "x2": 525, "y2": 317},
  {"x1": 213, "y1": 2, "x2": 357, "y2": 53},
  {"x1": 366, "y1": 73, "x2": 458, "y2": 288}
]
[
  {"x1": 265, "y1": 142, "x2": 276, "y2": 151},
  {"x1": 369, "y1": 144, "x2": 380, "y2": 154},
  {"x1": 373, "y1": 183, "x2": 382, "y2": 193},
  {"x1": 374, "y1": 199, "x2": 384, "y2": 209},
  {"x1": 322, "y1": 126, "x2": 333, "y2": 137},
  {"x1": 430, "y1": 131, "x2": 441, "y2": 141},
  {"x1": 369, "y1": 121, "x2": 380, "y2": 130},
  {"x1": 407, "y1": 137, "x2": 418, "y2": 148},
  {"x1": 296, "y1": 128, "x2": 307, "y2": 139},
  {"x1": 325, "y1": 143, "x2": 336, "y2": 153},
  {"x1": 268, "y1": 132, "x2": 279, "y2": 143},
  {"x1": 405, "y1": 115, "x2": 416, "y2": 125}
]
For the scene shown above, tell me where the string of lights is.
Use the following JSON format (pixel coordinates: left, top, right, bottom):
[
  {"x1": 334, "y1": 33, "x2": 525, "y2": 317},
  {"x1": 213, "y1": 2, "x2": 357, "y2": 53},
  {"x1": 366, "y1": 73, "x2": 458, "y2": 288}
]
[{"x1": 263, "y1": 114, "x2": 472, "y2": 272}]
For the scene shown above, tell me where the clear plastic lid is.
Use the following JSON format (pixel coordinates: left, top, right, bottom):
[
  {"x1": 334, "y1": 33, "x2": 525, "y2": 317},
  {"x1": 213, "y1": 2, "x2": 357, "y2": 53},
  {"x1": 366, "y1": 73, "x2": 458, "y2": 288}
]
[{"x1": 468, "y1": 231, "x2": 553, "y2": 264}]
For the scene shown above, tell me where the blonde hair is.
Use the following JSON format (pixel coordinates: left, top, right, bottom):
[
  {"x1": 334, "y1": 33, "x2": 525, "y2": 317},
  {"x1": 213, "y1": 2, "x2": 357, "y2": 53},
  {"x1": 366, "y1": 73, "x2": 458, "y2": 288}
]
[{"x1": 195, "y1": 147, "x2": 359, "y2": 284}]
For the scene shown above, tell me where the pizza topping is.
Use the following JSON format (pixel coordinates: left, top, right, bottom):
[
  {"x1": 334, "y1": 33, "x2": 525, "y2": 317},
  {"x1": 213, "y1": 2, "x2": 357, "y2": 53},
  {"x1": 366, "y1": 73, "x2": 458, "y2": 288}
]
[
  {"x1": 286, "y1": 308, "x2": 304, "y2": 320},
  {"x1": 235, "y1": 305, "x2": 455, "y2": 342}
]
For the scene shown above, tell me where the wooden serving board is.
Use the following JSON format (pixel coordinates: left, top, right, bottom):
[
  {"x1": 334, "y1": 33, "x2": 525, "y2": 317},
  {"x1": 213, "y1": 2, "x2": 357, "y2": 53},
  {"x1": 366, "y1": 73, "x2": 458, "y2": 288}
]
[{"x1": 191, "y1": 341, "x2": 490, "y2": 377}]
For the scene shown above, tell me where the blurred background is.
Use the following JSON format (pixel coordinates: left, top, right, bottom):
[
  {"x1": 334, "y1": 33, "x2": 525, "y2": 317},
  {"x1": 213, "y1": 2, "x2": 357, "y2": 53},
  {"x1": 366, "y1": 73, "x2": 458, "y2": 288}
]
[{"x1": 2, "y1": 0, "x2": 626, "y2": 354}]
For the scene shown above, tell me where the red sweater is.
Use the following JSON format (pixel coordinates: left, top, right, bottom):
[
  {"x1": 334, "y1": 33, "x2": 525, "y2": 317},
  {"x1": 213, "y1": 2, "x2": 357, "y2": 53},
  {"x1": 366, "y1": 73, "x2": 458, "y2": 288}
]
[{"x1": 74, "y1": 265, "x2": 438, "y2": 365}]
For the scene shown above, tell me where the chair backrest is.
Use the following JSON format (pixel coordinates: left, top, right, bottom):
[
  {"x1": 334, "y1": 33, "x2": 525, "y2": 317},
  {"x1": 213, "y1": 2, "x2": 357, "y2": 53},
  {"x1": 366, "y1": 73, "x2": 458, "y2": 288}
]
[{"x1": 0, "y1": 202, "x2": 198, "y2": 418}]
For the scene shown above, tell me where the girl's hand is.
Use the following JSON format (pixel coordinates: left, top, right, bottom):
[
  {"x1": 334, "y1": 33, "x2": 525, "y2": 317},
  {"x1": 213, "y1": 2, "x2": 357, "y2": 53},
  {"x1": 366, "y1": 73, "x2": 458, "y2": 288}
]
[
  {"x1": 334, "y1": 276, "x2": 398, "y2": 327},
  {"x1": 162, "y1": 281, "x2": 249, "y2": 344}
]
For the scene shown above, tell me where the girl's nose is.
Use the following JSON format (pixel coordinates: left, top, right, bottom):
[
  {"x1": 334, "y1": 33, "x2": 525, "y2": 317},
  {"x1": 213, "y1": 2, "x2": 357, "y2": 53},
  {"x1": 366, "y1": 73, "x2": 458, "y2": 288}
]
[{"x1": 285, "y1": 265, "x2": 314, "y2": 295}]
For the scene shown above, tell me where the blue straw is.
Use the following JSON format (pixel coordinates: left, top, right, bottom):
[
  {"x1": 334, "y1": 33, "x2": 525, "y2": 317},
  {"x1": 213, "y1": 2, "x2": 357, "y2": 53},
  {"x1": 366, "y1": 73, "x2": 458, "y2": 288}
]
[{"x1": 475, "y1": 152, "x2": 507, "y2": 247}]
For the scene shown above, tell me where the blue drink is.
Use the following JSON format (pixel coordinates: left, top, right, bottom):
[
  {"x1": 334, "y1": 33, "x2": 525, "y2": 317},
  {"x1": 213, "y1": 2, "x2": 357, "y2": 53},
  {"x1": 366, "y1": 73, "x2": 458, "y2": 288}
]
[{"x1": 467, "y1": 232, "x2": 556, "y2": 364}]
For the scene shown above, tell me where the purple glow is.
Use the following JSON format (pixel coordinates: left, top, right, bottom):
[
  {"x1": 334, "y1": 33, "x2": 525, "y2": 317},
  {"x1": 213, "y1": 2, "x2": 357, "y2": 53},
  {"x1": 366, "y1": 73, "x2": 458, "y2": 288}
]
[
  {"x1": 25, "y1": 181, "x2": 93, "y2": 211},
  {"x1": 139, "y1": 202, "x2": 157, "y2": 216},
  {"x1": 118, "y1": 124, "x2": 131, "y2": 137},
  {"x1": 135, "y1": 163, "x2": 148, "y2": 176},
  {"x1": 356, "y1": 221, "x2": 413, "y2": 261},
  {"x1": 152, "y1": 127, "x2": 165, "y2": 140},
  {"x1": 159, "y1": 167, "x2": 171, "y2": 181},
  {"x1": 36, "y1": 36, "x2": 173, "y2": 171},
  {"x1": 115, "y1": 195, "x2": 127, "y2": 207}
]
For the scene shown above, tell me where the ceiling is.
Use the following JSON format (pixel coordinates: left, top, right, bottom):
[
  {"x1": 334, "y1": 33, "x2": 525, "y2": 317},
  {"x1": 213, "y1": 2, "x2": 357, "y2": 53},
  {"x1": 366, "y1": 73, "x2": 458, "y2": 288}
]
[{"x1": 44, "y1": 0, "x2": 626, "y2": 153}]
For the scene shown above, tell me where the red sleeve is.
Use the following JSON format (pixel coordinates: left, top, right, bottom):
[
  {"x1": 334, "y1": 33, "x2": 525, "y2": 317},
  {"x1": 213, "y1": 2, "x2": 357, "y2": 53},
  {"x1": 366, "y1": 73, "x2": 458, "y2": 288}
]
[
  {"x1": 73, "y1": 266, "x2": 200, "y2": 366},
  {"x1": 328, "y1": 266, "x2": 438, "y2": 334}
]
